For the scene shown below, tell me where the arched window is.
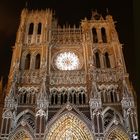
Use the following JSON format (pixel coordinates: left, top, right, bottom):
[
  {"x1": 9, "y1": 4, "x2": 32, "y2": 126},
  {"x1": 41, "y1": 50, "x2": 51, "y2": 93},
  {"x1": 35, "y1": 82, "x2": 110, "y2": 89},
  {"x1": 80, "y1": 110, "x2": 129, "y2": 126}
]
[
  {"x1": 83, "y1": 94, "x2": 86, "y2": 104},
  {"x1": 74, "y1": 94, "x2": 76, "y2": 104},
  {"x1": 92, "y1": 28, "x2": 98, "y2": 43},
  {"x1": 55, "y1": 94, "x2": 58, "y2": 104},
  {"x1": 105, "y1": 52, "x2": 111, "y2": 68},
  {"x1": 95, "y1": 52, "x2": 100, "y2": 68},
  {"x1": 110, "y1": 91, "x2": 114, "y2": 102},
  {"x1": 24, "y1": 54, "x2": 31, "y2": 70},
  {"x1": 64, "y1": 94, "x2": 67, "y2": 103},
  {"x1": 69, "y1": 94, "x2": 72, "y2": 103},
  {"x1": 51, "y1": 94, "x2": 54, "y2": 105},
  {"x1": 101, "y1": 27, "x2": 107, "y2": 43},
  {"x1": 35, "y1": 54, "x2": 40, "y2": 69},
  {"x1": 61, "y1": 94, "x2": 63, "y2": 104},
  {"x1": 37, "y1": 23, "x2": 42, "y2": 34},
  {"x1": 28, "y1": 23, "x2": 34, "y2": 35},
  {"x1": 23, "y1": 92, "x2": 27, "y2": 103},
  {"x1": 79, "y1": 93, "x2": 82, "y2": 104},
  {"x1": 28, "y1": 94, "x2": 32, "y2": 104}
]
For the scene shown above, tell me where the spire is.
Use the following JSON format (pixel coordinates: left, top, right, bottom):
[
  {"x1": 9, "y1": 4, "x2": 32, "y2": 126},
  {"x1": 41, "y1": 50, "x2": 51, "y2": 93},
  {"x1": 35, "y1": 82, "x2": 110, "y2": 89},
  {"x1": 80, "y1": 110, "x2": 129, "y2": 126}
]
[
  {"x1": 9, "y1": 81, "x2": 16, "y2": 97},
  {"x1": 25, "y1": 0, "x2": 32, "y2": 9},
  {"x1": 91, "y1": 10, "x2": 101, "y2": 20},
  {"x1": 122, "y1": 79, "x2": 131, "y2": 97}
]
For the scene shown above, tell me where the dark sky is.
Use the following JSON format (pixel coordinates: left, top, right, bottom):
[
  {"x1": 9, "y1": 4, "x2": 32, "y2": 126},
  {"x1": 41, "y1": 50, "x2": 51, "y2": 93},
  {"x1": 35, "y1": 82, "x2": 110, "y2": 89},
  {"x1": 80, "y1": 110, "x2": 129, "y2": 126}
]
[{"x1": 0, "y1": 0, "x2": 138, "y2": 124}]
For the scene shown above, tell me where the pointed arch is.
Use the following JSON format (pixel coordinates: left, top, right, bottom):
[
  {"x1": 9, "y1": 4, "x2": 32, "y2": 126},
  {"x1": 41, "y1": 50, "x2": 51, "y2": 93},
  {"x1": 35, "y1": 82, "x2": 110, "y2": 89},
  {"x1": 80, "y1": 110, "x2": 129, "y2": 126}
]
[
  {"x1": 45, "y1": 112, "x2": 94, "y2": 140},
  {"x1": 74, "y1": 93, "x2": 76, "y2": 104},
  {"x1": 1, "y1": 110, "x2": 13, "y2": 135},
  {"x1": 15, "y1": 109, "x2": 35, "y2": 124},
  {"x1": 15, "y1": 111, "x2": 35, "y2": 132},
  {"x1": 105, "y1": 126, "x2": 130, "y2": 140},
  {"x1": 102, "y1": 107, "x2": 123, "y2": 130},
  {"x1": 10, "y1": 128, "x2": 33, "y2": 140}
]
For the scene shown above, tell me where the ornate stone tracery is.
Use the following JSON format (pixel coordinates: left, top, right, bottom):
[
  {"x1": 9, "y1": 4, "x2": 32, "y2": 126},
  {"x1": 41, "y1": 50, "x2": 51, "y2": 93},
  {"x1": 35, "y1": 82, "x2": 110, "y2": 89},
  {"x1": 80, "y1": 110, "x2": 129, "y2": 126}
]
[
  {"x1": 10, "y1": 129, "x2": 33, "y2": 140},
  {"x1": 105, "y1": 127, "x2": 130, "y2": 140},
  {"x1": 46, "y1": 113, "x2": 94, "y2": 140}
]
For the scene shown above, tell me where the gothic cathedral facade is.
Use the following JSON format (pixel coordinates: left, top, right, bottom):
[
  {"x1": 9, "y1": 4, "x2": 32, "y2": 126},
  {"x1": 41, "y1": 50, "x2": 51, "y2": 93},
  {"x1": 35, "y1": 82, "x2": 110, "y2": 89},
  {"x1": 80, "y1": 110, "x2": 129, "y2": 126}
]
[{"x1": 0, "y1": 9, "x2": 138, "y2": 140}]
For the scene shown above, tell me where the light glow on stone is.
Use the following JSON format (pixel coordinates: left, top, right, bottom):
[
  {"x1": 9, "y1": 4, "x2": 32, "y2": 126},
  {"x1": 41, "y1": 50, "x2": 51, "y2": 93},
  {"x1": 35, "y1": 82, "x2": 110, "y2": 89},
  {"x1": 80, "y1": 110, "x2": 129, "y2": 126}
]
[{"x1": 55, "y1": 52, "x2": 80, "y2": 70}]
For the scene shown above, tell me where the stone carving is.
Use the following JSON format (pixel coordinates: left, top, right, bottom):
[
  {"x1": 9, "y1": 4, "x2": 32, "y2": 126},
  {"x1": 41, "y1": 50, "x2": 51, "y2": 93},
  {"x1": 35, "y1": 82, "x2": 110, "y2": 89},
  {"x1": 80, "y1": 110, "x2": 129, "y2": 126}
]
[
  {"x1": 93, "y1": 68, "x2": 123, "y2": 82},
  {"x1": 51, "y1": 27, "x2": 82, "y2": 45},
  {"x1": 19, "y1": 70, "x2": 43, "y2": 84},
  {"x1": 18, "y1": 86, "x2": 39, "y2": 93},
  {"x1": 50, "y1": 71, "x2": 86, "y2": 85},
  {"x1": 36, "y1": 109, "x2": 46, "y2": 117}
]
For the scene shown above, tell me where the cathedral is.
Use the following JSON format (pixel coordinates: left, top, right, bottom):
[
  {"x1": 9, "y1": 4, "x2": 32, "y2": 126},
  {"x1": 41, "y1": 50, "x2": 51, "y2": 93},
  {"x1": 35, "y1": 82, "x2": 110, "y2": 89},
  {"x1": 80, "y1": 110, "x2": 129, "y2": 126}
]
[{"x1": 0, "y1": 8, "x2": 138, "y2": 140}]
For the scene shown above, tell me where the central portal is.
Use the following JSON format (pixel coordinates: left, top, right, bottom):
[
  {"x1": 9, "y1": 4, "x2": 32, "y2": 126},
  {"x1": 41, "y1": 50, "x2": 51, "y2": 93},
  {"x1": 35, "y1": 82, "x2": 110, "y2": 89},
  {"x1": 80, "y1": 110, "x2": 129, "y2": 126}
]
[{"x1": 46, "y1": 113, "x2": 94, "y2": 140}]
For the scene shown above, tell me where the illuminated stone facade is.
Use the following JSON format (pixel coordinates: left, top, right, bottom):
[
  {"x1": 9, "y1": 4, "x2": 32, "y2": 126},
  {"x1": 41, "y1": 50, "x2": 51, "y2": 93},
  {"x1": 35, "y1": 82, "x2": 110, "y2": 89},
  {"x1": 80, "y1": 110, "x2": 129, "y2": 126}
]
[{"x1": 0, "y1": 9, "x2": 138, "y2": 140}]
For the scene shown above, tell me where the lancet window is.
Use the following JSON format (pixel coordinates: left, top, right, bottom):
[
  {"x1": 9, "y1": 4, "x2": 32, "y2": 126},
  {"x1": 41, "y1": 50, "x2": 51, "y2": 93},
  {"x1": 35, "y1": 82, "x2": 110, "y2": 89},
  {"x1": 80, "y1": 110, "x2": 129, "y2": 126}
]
[
  {"x1": 101, "y1": 27, "x2": 107, "y2": 43},
  {"x1": 95, "y1": 52, "x2": 101, "y2": 68},
  {"x1": 104, "y1": 52, "x2": 111, "y2": 68},
  {"x1": 37, "y1": 23, "x2": 42, "y2": 34},
  {"x1": 50, "y1": 88, "x2": 86, "y2": 105},
  {"x1": 24, "y1": 54, "x2": 31, "y2": 70},
  {"x1": 28, "y1": 23, "x2": 34, "y2": 35},
  {"x1": 100, "y1": 86, "x2": 120, "y2": 103},
  {"x1": 35, "y1": 54, "x2": 41, "y2": 69},
  {"x1": 92, "y1": 27, "x2": 98, "y2": 43}
]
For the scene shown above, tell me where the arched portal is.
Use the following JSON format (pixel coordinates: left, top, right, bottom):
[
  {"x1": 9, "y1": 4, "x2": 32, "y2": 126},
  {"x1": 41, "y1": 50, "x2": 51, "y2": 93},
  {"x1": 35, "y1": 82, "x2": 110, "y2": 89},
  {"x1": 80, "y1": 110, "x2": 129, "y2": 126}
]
[
  {"x1": 106, "y1": 127, "x2": 130, "y2": 140},
  {"x1": 46, "y1": 112, "x2": 94, "y2": 140},
  {"x1": 10, "y1": 129, "x2": 33, "y2": 140}
]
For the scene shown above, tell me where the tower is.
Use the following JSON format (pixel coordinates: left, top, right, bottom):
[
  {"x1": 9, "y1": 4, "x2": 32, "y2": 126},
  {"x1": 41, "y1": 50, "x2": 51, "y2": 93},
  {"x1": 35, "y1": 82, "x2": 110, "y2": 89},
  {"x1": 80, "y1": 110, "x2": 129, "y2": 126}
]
[{"x1": 0, "y1": 9, "x2": 138, "y2": 140}]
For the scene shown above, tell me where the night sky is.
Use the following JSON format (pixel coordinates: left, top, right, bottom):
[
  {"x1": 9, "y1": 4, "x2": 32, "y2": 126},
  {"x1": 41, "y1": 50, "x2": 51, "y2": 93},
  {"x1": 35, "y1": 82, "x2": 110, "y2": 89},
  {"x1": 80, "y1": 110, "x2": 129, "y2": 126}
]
[{"x1": 0, "y1": 0, "x2": 139, "y2": 123}]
